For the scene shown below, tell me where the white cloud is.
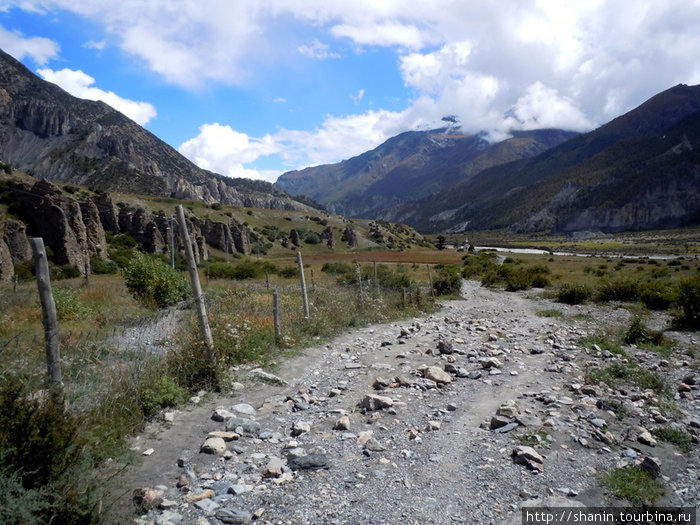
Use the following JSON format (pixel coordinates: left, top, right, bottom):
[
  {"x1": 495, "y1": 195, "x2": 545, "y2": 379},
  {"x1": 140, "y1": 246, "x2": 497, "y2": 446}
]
[
  {"x1": 36, "y1": 67, "x2": 157, "y2": 125},
  {"x1": 0, "y1": 26, "x2": 58, "y2": 64},
  {"x1": 331, "y1": 21, "x2": 427, "y2": 49},
  {"x1": 350, "y1": 89, "x2": 364, "y2": 104},
  {"x1": 7, "y1": 0, "x2": 700, "y2": 179},
  {"x1": 298, "y1": 38, "x2": 339, "y2": 60},
  {"x1": 178, "y1": 123, "x2": 282, "y2": 182}
]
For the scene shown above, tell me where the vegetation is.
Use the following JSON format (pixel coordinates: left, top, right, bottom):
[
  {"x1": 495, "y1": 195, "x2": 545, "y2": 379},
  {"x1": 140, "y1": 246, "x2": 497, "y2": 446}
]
[
  {"x1": 599, "y1": 466, "x2": 665, "y2": 506},
  {"x1": 650, "y1": 427, "x2": 694, "y2": 453},
  {"x1": 432, "y1": 265, "x2": 463, "y2": 296},
  {"x1": 556, "y1": 283, "x2": 592, "y2": 304},
  {"x1": 122, "y1": 252, "x2": 190, "y2": 307},
  {"x1": 673, "y1": 274, "x2": 700, "y2": 328}
]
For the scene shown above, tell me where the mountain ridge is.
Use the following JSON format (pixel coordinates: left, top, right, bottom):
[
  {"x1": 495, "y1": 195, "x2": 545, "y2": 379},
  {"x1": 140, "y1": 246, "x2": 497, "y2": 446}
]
[
  {"x1": 276, "y1": 127, "x2": 577, "y2": 220},
  {"x1": 0, "y1": 48, "x2": 308, "y2": 211}
]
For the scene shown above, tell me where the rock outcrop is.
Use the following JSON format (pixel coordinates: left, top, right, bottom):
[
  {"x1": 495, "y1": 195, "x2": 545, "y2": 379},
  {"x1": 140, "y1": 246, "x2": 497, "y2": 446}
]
[
  {"x1": 3, "y1": 218, "x2": 30, "y2": 263},
  {"x1": 13, "y1": 179, "x2": 93, "y2": 269},
  {"x1": 1, "y1": 178, "x2": 252, "y2": 273}
]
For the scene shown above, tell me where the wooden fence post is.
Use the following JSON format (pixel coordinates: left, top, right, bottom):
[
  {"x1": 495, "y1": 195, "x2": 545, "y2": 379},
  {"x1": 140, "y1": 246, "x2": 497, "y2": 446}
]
[
  {"x1": 426, "y1": 264, "x2": 434, "y2": 297},
  {"x1": 176, "y1": 205, "x2": 215, "y2": 363},
  {"x1": 297, "y1": 251, "x2": 310, "y2": 319},
  {"x1": 310, "y1": 268, "x2": 316, "y2": 293},
  {"x1": 355, "y1": 262, "x2": 365, "y2": 306},
  {"x1": 30, "y1": 238, "x2": 62, "y2": 389},
  {"x1": 373, "y1": 260, "x2": 378, "y2": 296},
  {"x1": 273, "y1": 287, "x2": 281, "y2": 338}
]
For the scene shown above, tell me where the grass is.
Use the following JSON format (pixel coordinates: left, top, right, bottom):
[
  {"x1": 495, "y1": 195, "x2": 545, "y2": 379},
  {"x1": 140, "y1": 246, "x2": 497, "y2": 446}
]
[
  {"x1": 651, "y1": 427, "x2": 695, "y2": 453},
  {"x1": 585, "y1": 361, "x2": 667, "y2": 395},
  {"x1": 599, "y1": 466, "x2": 665, "y2": 506},
  {"x1": 516, "y1": 430, "x2": 552, "y2": 448},
  {"x1": 580, "y1": 333, "x2": 628, "y2": 357}
]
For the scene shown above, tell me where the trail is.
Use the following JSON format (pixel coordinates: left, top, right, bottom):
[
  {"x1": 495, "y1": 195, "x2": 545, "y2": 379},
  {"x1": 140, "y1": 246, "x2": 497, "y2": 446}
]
[{"x1": 109, "y1": 281, "x2": 699, "y2": 525}]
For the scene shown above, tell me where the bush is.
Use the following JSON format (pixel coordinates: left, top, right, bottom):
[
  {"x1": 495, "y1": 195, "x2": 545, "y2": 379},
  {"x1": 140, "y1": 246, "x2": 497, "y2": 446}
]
[
  {"x1": 50, "y1": 264, "x2": 82, "y2": 280},
  {"x1": 139, "y1": 375, "x2": 187, "y2": 418},
  {"x1": 432, "y1": 266, "x2": 462, "y2": 296},
  {"x1": 90, "y1": 256, "x2": 119, "y2": 275},
  {"x1": 639, "y1": 281, "x2": 674, "y2": 310},
  {"x1": 52, "y1": 286, "x2": 92, "y2": 321},
  {"x1": 123, "y1": 253, "x2": 190, "y2": 307},
  {"x1": 304, "y1": 232, "x2": 321, "y2": 245},
  {"x1": 624, "y1": 317, "x2": 665, "y2": 347},
  {"x1": 0, "y1": 376, "x2": 102, "y2": 524},
  {"x1": 278, "y1": 266, "x2": 298, "y2": 278},
  {"x1": 207, "y1": 259, "x2": 278, "y2": 280},
  {"x1": 321, "y1": 262, "x2": 353, "y2": 275},
  {"x1": 461, "y1": 252, "x2": 499, "y2": 278},
  {"x1": 557, "y1": 283, "x2": 592, "y2": 305},
  {"x1": 595, "y1": 279, "x2": 639, "y2": 303},
  {"x1": 673, "y1": 275, "x2": 700, "y2": 329}
]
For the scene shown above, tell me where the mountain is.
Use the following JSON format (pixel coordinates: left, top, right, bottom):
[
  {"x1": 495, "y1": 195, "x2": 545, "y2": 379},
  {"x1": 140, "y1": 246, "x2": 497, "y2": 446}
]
[
  {"x1": 275, "y1": 127, "x2": 577, "y2": 220},
  {"x1": 397, "y1": 83, "x2": 700, "y2": 233},
  {"x1": 0, "y1": 49, "x2": 306, "y2": 210}
]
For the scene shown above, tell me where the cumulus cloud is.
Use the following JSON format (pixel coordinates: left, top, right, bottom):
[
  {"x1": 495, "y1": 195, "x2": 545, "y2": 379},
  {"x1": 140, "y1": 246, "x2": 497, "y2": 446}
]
[
  {"x1": 37, "y1": 67, "x2": 157, "y2": 125},
  {"x1": 8, "y1": 0, "x2": 700, "y2": 179},
  {"x1": 0, "y1": 26, "x2": 58, "y2": 64},
  {"x1": 178, "y1": 123, "x2": 282, "y2": 182},
  {"x1": 331, "y1": 21, "x2": 427, "y2": 49}
]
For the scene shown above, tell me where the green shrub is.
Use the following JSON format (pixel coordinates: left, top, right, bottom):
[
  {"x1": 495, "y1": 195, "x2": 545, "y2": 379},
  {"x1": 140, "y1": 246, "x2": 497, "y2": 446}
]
[
  {"x1": 557, "y1": 283, "x2": 592, "y2": 304},
  {"x1": 139, "y1": 375, "x2": 187, "y2": 418},
  {"x1": 50, "y1": 264, "x2": 82, "y2": 280},
  {"x1": 624, "y1": 317, "x2": 665, "y2": 347},
  {"x1": 461, "y1": 252, "x2": 499, "y2": 278},
  {"x1": 90, "y1": 256, "x2": 119, "y2": 275},
  {"x1": 673, "y1": 275, "x2": 700, "y2": 329},
  {"x1": 432, "y1": 266, "x2": 462, "y2": 296},
  {"x1": 278, "y1": 266, "x2": 298, "y2": 278},
  {"x1": 207, "y1": 259, "x2": 278, "y2": 280},
  {"x1": 304, "y1": 232, "x2": 321, "y2": 244},
  {"x1": 321, "y1": 262, "x2": 353, "y2": 275},
  {"x1": 0, "y1": 377, "x2": 102, "y2": 524},
  {"x1": 52, "y1": 286, "x2": 92, "y2": 321},
  {"x1": 123, "y1": 253, "x2": 190, "y2": 307},
  {"x1": 595, "y1": 278, "x2": 639, "y2": 303},
  {"x1": 639, "y1": 280, "x2": 674, "y2": 310},
  {"x1": 13, "y1": 261, "x2": 34, "y2": 282},
  {"x1": 651, "y1": 427, "x2": 694, "y2": 453}
]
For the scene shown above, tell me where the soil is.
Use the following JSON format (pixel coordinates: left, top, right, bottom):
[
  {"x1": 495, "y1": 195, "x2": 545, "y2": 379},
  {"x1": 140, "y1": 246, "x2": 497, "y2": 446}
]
[{"x1": 106, "y1": 281, "x2": 699, "y2": 525}]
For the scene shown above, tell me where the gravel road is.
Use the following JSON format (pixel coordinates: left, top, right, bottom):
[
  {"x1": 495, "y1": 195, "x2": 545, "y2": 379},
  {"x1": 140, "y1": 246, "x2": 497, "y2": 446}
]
[{"x1": 114, "y1": 280, "x2": 699, "y2": 525}]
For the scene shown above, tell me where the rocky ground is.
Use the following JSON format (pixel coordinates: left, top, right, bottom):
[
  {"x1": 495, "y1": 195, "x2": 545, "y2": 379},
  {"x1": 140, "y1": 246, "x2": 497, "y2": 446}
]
[{"x1": 113, "y1": 281, "x2": 699, "y2": 525}]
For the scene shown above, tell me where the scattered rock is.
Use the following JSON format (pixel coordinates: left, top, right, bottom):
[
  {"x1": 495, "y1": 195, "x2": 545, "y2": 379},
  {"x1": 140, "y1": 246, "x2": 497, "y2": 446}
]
[
  {"x1": 215, "y1": 508, "x2": 252, "y2": 524},
  {"x1": 424, "y1": 366, "x2": 452, "y2": 385},
  {"x1": 360, "y1": 394, "x2": 394, "y2": 411},
  {"x1": 288, "y1": 454, "x2": 330, "y2": 471},
  {"x1": 200, "y1": 437, "x2": 226, "y2": 455},
  {"x1": 512, "y1": 446, "x2": 544, "y2": 471}
]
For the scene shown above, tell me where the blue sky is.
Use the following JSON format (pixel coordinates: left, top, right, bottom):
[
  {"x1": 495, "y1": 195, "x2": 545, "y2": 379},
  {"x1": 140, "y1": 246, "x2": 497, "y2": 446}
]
[{"x1": 1, "y1": 1, "x2": 699, "y2": 182}]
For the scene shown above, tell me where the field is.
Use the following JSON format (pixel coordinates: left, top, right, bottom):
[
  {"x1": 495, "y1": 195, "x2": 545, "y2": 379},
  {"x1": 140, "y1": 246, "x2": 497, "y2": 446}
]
[{"x1": 1, "y1": 230, "x2": 699, "y2": 524}]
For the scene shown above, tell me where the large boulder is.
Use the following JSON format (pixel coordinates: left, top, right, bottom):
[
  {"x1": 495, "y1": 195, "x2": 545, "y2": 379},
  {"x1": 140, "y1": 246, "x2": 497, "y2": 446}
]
[{"x1": 3, "y1": 218, "x2": 31, "y2": 264}]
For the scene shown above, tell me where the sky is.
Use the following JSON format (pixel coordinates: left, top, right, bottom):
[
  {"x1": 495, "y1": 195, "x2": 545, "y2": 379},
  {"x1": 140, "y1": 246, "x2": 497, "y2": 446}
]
[{"x1": 1, "y1": 1, "x2": 699, "y2": 183}]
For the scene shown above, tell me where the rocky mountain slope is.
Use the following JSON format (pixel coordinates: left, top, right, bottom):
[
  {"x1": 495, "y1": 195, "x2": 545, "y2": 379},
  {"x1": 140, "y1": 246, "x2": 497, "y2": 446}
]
[
  {"x1": 0, "y1": 49, "x2": 305, "y2": 210},
  {"x1": 386, "y1": 84, "x2": 700, "y2": 233},
  {"x1": 275, "y1": 127, "x2": 576, "y2": 220}
]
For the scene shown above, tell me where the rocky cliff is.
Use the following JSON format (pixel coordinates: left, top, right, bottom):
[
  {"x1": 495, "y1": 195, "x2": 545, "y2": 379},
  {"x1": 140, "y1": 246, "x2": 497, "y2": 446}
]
[
  {"x1": 0, "y1": 49, "x2": 307, "y2": 211},
  {"x1": 0, "y1": 179, "x2": 252, "y2": 281}
]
